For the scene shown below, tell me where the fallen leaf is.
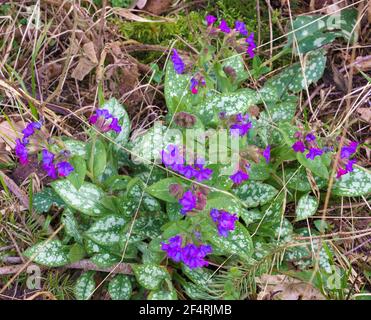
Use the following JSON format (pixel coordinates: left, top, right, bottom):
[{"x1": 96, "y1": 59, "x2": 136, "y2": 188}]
[
  {"x1": 143, "y1": 0, "x2": 172, "y2": 15},
  {"x1": 257, "y1": 274, "x2": 325, "y2": 300},
  {"x1": 135, "y1": 0, "x2": 147, "y2": 9},
  {"x1": 71, "y1": 42, "x2": 99, "y2": 81},
  {"x1": 357, "y1": 108, "x2": 371, "y2": 123}
]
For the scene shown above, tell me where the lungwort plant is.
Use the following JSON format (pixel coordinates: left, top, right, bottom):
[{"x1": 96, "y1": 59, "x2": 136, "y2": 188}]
[{"x1": 22, "y1": 10, "x2": 370, "y2": 300}]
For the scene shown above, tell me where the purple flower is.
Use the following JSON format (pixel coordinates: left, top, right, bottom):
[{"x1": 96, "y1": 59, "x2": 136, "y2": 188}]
[
  {"x1": 161, "y1": 235, "x2": 183, "y2": 263},
  {"x1": 193, "y1": 164, "x2": 213, "y2": 181},
  {"x1": 190, "y1": 78, "x2": 199, "y2": 94},
  {"x1": 217, "y1": 211, "x2": 238, "y2": 237},
  {"x1": 305, "y1": 133, "x2": 316, "y2": 142},
  {"x1": 161, "y1": 144, "x2": 183, "y2": 168},
  {"x1": 210, "y1": 208, "x2": 220, "y2": 222},
  {"x1": 235, "y1": 20, "x2": 248, "y2": 36},
  {"x1": 219, "y1": 20, "x2": 231, "y2": 33},
  {"x1": 205, "y1": 15, "x2": 217, "y2": 26},
  {"x1": 230, "y1": 113, "x2": 252, "y2": 137},
  {"x1": 56, "y1": 161, "x2": 74, "y2": 177},
  {"x1": 344, "y1": 159, "x2": 356, "y2": 173},
  {"x1": 108, "y1": 118, "x2": 122, "y2": 133},
  {"x1": 177, "y1": 165, "x2": 195, "y2": 179},
  {"x1": 89, "y1": 109, "x2": 121, "y2": 134},
  {"x1": 230, "y1": 169, "x2": 249, "y2": 185},
  {"x1": 263, "y1": 145, "x2": 271, "y2": 163},
  {"x1": 245, "y1": 32, "x2": 256, "y2": 58},
  {"x1": 171, "y1": 49, "x2": 185, "y2": 74},
  {"x1": 15, "y1": 139, "x2": 28, "y2": 165},
  {"x1": 179, "y1": 190, "x2": 197, "y2": 215},
  {"x1": 44, "y1": 163, "x2": 57, "y2": 179},
  {"x1": 181, "y1": 243, "x2": 212, "y2": 268},
  {"x1": 22, "y1": 121, "x2": 41, "y2": 139},
  {"x1": 42, "y1": 149, "x2": 55, "y2": 167},
  {"x1": 306, "y1": 147, "x2": 323, "y2": 160},
  {"x1": 292, "y1": 140, "x2": 306, "y2": 153},
  {"x1": 340, "y1": 141, "x2": 358, "y2": 159}
]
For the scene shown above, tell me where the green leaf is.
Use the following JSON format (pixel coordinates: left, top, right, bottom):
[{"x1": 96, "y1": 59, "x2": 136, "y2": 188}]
[
  {"x1": 296, "y1": 152, "x2": 329, "y2": 179},
  {"x1": 194, "y1": 89, "x2": 259, "y2": 126},
  {"x1": 108, "y1": 275, "x2": 132, "y2": 300},
  {"x1": 148, "y1": 290, "x2": 177, "y2": 300},
  {"x1": 74, "y1": 271, "x2": 96, "y2": 300},
  {"x1": 182, "y1": 265, "x2": 213, "y2": 286},
  {"x1": 164, "y1": 61, "x2": 192, "y2": 114},
  {"x1": 68, "y1": 243, "x2": 86, "y2": 263},
  {"x1": 203, "y1": 222, "x2": 253, "y2": 261},
  {"x1": 33, "y1": 187, "x2": 65, "y2": 213},
  {"x1": 285, "y1": 167, "x2": 327, "y2": 191},
  {"x1": 62, "y1": 209, "x2": 83, "y2": 244},
  {"x1": 85, "y1": 215, "x2": 127, "y2": 246},
  {"x1": 332, "y1": 167, "x2": 371, "y2": 197},
  {"x1": 296, "y1": 193, "x2": 319, "y2": 221},
  {"x1": 51, "y1": 180, "x2": 105, "y2": 216},
  {"x1": 264, "y1": 49, "x2": 326, "y2": 96},
  {"x1": 100, "y1": 98, "x2": 131, "y2": 147},
  {"x1": 132, "y1": 264, "x2": 169, "y2": 290},
  {"x1": 87, "y1": 139, "x2": 107, "y2": 180},
  {"x1": 146, "y1": 178, "x2": 181, "y2": 203},
  {"x1": 234, "y1": 181, "x2": 278, "y2": 208},
  {"x1": 67, "y1": 156, "x2": 86, "y2": 190},
  {"x1": 90, "y1": 253, "x2": 119, "y2": 268},
  {"x1": 24, "y1": 240, "x2": 69, "y2": 267},
  {"x1": 182, "y1": 282, "x2": 217, "y2": 300},
  {"x1": 63, "y1": 138, "x2": 87, "y2": 158}
]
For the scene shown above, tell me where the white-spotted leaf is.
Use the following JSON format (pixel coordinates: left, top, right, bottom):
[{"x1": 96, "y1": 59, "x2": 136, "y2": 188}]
[
  {"x1": 24, "y1": 240, "x2": 69, "y2": 267},
  {"x1": 108, "y1": 275, "x2": 132, "y2": 300}
]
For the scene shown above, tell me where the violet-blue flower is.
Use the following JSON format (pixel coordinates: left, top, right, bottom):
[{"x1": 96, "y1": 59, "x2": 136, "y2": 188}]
[
  {"x1": 193, "y1": 164, "x2": 213, "y2": 182},
  {"x1": 235, "y1": 20, "x2": 248, "y2": 36},
  {"x1": 245, "y1": 32, "x2": 256, "y2": 58},
  {"x1": 89, "y1": 109, "x2": 122, "y2": 134},
  {"x1": 161, "y1": 235, "x2": 183, "y2": 263},
  {"x1": 305, "y1": 133, "x2": 316, "y2": 142},
  {"x1": 56, "y1": 161, "x2": 74, "y2": 177},
  {"x1": 179, "y1": 190, "x2": 197, "y2": 215},
  {"x1": 15, "y1": 139, "x2": 28, "y2": 165},
  {"x1": 181, "y1": 243, "x2": 212, "y2": 269},
  {"x1": 230, "y1": 113, "x2": 252, "y2": 137},
  {"x1": 306, "y1": 147, "x2": 323, "y2": 160},
  {"x1": 190, "y1": 78, "x2": 199, "y2": 94},
  {"x1": 344, "y1": 159, "x2": 356, "y2": 173},
  {"x1": 340, "y1": 141, "x2": 358, "y2": 159},
  {"x1": 230, "y1": 169, "x2": 249, "y2": 185},
  {"x1": 22, "y1": 121, "x2": 41, "y2": 139},
  {"x1": 42, "y1": 149, "x2": 55, "y2": 167},
  {"x1": 171, "y1": 49, "x2": 185, "y2": 74},
  {"x1": 217, "y1": 211, "x2": 238, "y2": 237}
]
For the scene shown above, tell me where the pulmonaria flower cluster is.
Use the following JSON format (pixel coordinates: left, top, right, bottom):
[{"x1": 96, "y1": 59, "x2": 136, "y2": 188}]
[
  {"x1": 190, "y1": 76, "x2": 206, "y2": 94},
  {"x1": 14, "y1": 121, "x2": 73, "y2": 179},
  {"x1": 205, "y1": 15, "x2": 257, "y2": 58},
  {"x1": 89, "y1": 109, "x2": 122, "y2": 134},
  {"x1": 337, "y1": 141, "x2": 358, "y2": 178},
  {"x1": 161, "y1": 144, "x2": 213, "y2": 182},
  {"x1": 292, "y1": 132, "x2": 324, "y2": 160},
  {"x1": 229, "y1": 165, "x2": 250, "y2": 185},
  {"x1": 210, "y1": 209, "x2": 238, "y2": 237},
  {"x1": 230, "y1": 113, "x2": 252, "y2": 137},
  {"x1": 161, "y1": 235, "x2": 212, "y2": 269},
  {"x1": 41, "y1": 149, "x2": 74, "y2": 179}
]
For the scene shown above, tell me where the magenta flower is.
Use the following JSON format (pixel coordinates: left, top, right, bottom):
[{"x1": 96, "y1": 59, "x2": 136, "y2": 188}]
[
  {"x1": 15, "y1": 139, "x2": 29, "y2": 165},
  {"x1": 263, "y1": 145, "x2": 271, "y2": 163},
  {"x1": 306, "y1": 147, "x2": 323, "y2": 160},
  {"x1": 171, "y1": 49, "x2": 185, "y2": 74},
  {"x1": 205, "y1": 15, "x2": 217, "y2": 26},
  {"x1": 190, "y1": 78, "x2": 199, "y2": 94},
  {"x1": 161, "y1": 235, "x2": 183, "y2": 262},
  {"x1": 179, "y1": 190, "x2": 197, "y2": 215},
  {"x1": 219, "y1": 20, "x2": 231, "y2": 33},
  {"x1": 340, "y1": 141, "x2": 358, "y2": 159},
  {"x1": 230, "y1": 169, "x2": 249, "y2": 185},
  {"x1": 336, "y1": 167, "x2": 347, "y2": 179},
  {"x1": 292, "y1": 140, "x2": 306, "y2": 153},
  {"x1": 235, "y1": 20, "x2": 248, "y2": 36}
]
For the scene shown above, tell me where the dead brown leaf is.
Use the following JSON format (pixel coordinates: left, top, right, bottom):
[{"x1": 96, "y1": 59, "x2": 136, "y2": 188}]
[
  {"x1": 71, "y1": 41, "x2": 99, "y2": 81},
  {"x1": 143, "y1": 0, "x2": 172, "y2": 15},
  {"x1": 357, "y1": 107, "x2": 371, "y2": 123},
  {"x1": 257, "y1": 274, "x2": 325, "y2": 300}
]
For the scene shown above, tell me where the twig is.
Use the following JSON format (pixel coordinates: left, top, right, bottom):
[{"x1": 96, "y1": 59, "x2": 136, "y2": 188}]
[{"x1": 0, "y1": 258, "x2": 132, "y2": 275}]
